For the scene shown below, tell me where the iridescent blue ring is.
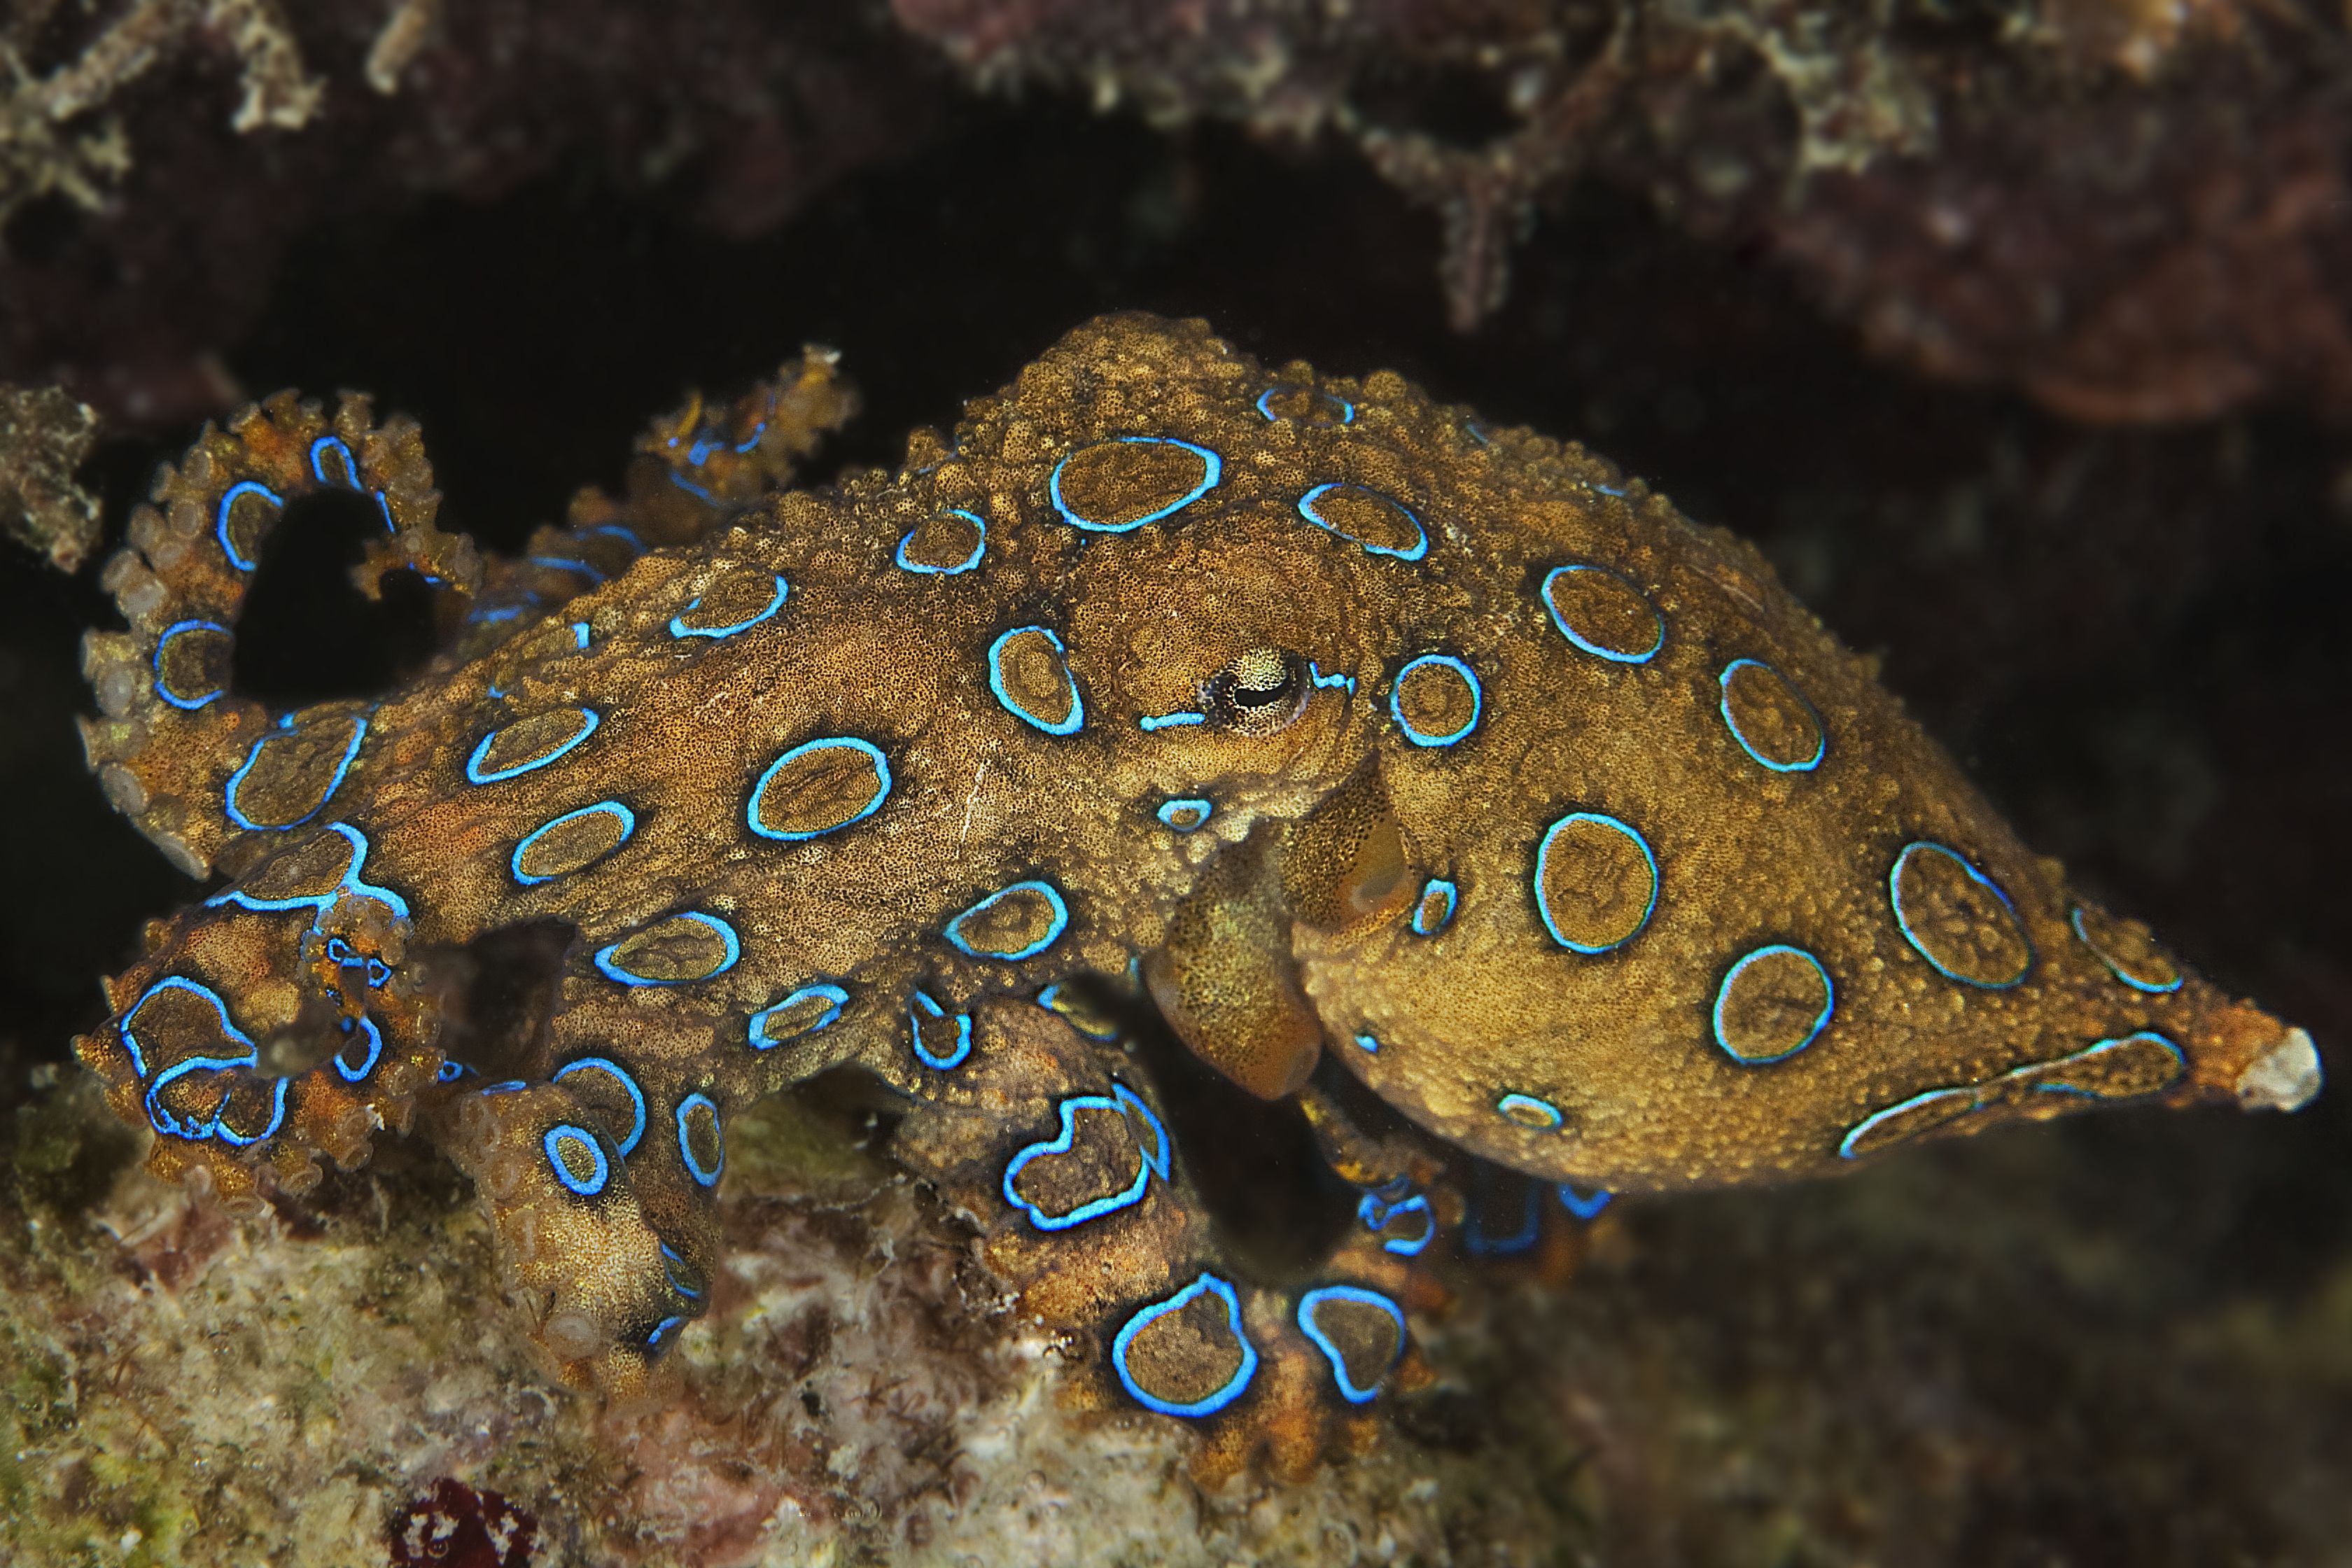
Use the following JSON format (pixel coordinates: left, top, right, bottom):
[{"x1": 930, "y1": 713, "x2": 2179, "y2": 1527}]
[
  {"x1": 748, "y1": 982, "x2": 849, "y2": 1050},
  {"x1": 152, "y1": 620, "x2": 231, "y2": 710},
  {"x1": 1296, "y1": 482, "x2": 1428, "y2": 561},
  {"x1": 592, "y1": 909, "x2": 741, "y2": 986},
  {"x1": 895, "y1": 507, "x2": 988, "y2": 574},
  {"x1": 746, "y1": 736, "x2": 892, "y2": 842},
  {"x1": 552, "y1": 1056, "x2": 648, "y2": 1156},
  {"x1": 668, "y1": 573, "x2": 788, "y2": 640},
  {"x1": 1710, "y1": 943, "x2": 1835, "y2": 1065},
  {"x1": 987, "y1": 626, "x2": 1086, "y2": 736},
  {"x1": 1110, "y1": 1273, "x2": 1259, "y2": 1418},
  {"x1": 1716, "y1": 658, "x2": 1826, "y2": 773},
  {"x1": 465, "y1": 708, "x2": 598, "y2": 785},
  {"x1": 1388, "y1": 653, "x2": 1482, "y2": 747},
  {"x1": 1295, "y1": 1285, "x2": 1406, "y2": 1405},
  {"x1": 213, "y1": 480, "x2": 284, "y2": 571},
  {"x1": 1532, "y1": 810, "x2": 1658, "y2": 955},
  {"x1": 542, "y1": 1124, "x2": 610, "y2": 1198},
  {"x1": 1540, "y1": 564, "x2": 1663, "y2": 664},
  {"x1": 944, "y1": 879, "x2": 1071, "y2": 961},
  {"x1": 675, "y1": 1091, "x2": 724, "y2": 1188},
  {"x1": 509, "y1": 801, "x2": 637, "y2": 886},
  {"x1": 225, "y1": 715, "x2": 369, "y2": 830},
  {"x1": 1049, "y1": 437, "x2": 1222, "y2": 533},
  {"x1": 1888, "y1": 841, "x2": 2031, "y2": 990}
]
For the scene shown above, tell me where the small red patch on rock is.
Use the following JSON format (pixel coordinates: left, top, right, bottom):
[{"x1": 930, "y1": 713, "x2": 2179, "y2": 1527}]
[{"x1": 388, "y1": 1478, "x2": 538, "y2": 1568}]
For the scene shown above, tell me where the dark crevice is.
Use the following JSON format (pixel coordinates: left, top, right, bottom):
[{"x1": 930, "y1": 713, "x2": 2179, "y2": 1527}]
[{"x1": 227, "y1": 489, "x2": 442, "y2": 708}]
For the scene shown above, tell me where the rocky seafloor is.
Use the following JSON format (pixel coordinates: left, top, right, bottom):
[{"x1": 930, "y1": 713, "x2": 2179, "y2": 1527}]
[{"x1": 3, "y1": 8, "x2": 2350, "y2": 1564}]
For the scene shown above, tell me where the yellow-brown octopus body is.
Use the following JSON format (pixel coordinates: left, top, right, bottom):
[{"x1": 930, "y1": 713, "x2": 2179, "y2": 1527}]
[{"x1": 71, "y1": 314, "x2": 2318, "y2": 1434}]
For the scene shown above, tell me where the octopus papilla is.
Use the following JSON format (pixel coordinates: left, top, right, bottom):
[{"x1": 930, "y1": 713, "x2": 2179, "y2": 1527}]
[{"x1": 74, "y1": 314, "x2": 2321, "y2": 1466}]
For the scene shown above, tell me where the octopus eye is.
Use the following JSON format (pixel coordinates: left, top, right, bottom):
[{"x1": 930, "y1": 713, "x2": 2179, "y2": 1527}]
[{"x1": 1208, "y1": 647, "x2": 1309, "y2": 736}]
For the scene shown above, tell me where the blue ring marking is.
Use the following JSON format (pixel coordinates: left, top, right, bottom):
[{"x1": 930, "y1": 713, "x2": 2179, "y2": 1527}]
[
  {"x1": 592, "y1": 910, "x2": 741, "y2": 986},
  {"x1": 309, "y1": 435, "x2": 359, "y2": 488},
  {"x1": 1254, "y1": 386, "x2": 1355, "y2": 425},
  {"x1": 945, "y1": 879, "x2": 1072, "y2": 960},
  {"x1": 212, "y1": 479, "x2": 284, "y2": 571},
  {"x1": 465, "y1": 708, "x2": 599, "y2": 785},
  {"x1": 1388, "y1": 653, "x2": 1483, "y2": 748},
  {"x1": 748, "y1": 982, "x2": 850, "y2": 1049},
  {"x1": 118, "y1": 975, "x2": 252, "y2": 1082},
  {"x1": 675, "y1": 1092, "x2": 724, "y2": 1188},
  {"x1": 144, "y1": 1028, "x2": 283, "y2": 1144},
  {"x1": 1308, "y1": 662, "x2": 1355, "y2": 694},
  {"x1": 667, "y1": 471, "x2": 718, "y2": 504},
  {"x1": 1464, "y1": 1181, "x2": 1541, "y2": 1257},
  {"x1": 570, "y1": 621, "x2": 591, "y2": 650},
  {"x1": 646, "y1": 1315, "x2": 690, "y2": 1354},
  {"x1": 509, "y1": 801, "x2": 638, "y2": 886},
  {"x1": 210, "y1": 1077, "x2": 290, "y2": 1147},
  {"x1": 1496, "y1": 1091, "x2": 1564, "y2": 1130},
  {"x1": 542, "y1": 1124, "x2": 611, "y2": 1197},
  {"x1": 225, "y1": 715, "x2": 370, "y2": 831},
  {"x1": 1110, "y1": 1273, "x2": 1258, "y2": 1418},
  {"x1": 1557, "y1": 1183, "x2": 1614, "y2": 1221},
  {"x1": 375, "y1": 493, "x2": 398, "y2": 534},
  {"x1": 332, "y1": 1016, "x2": 383, "y2": 1084},
  {"x1": 909, "y1": 990, "x2": 973, "y2": 1070},
  {"x1": 1532, "y1": 811, "x2": 1659, "y2": 954},
  {"x1": 1296, "y1": 1286, "x2": 1406, "y2": 1405},
  {"x1": 1711, "y1": 944, "x2": 1835, "y2": 1065},
  {"x1": 1139, "y1": 710, "x2": 1206, "y2": 732},
  {"x1": 2020, "y1": 1030, "x2": 2188, "y2": 1100},
  {"x1": 2069, "y1": 906, "x2": 2184, "y2": 995},
  {"x1": 475, "y1": 605, "x2": 526, "y2": 626},
  {"x1": 581, "y1": 524, "x2": 644, "y2": 552},
  {"x1": 1000, "y1": 1083, "x2": 1170, "y2": 1231},
  {"x1": 1356, "y1": 1184, "x2": 1434, "y2": 1257},
  {"x1": 435, "y1": 1059, "x2": 469, "y2": 1084},
  {"x1": 669, "y1": 573, "x2": 788, "y2": 639},
  {"x1": 687, "y1": 434, "x2": 720, "y2": 465},
  {"x1": 152, "y1": 620, "x2": 232, "y2": 710},
  {"x1": 206, "y1": 821, "x2": 411, "y2": 923},
  {"x1": 1296, "y1": 482, "x2": 1429, "y2": 561},
  {"x1": 1540, "y1": 565, "x2": 1663, "y2": 664},
  {"x1": 659, "y1": 1240, "x2": 704, "y2": 1301},
  {"x1": 1410, "y1": 878, "x2": 1458, "y2": 936},
  {"x1": 895, "y1": 507, "x2": 988, "y2": 575},
  {"x1": 1049, "y1": 436, "x2": 1222, "y2": 533},
  {"x1": 1156, "y1": 798, "x2": 1213, "y2": 832},
  {"x1": 552, "y1": 1056, "x2": 648, "y2": 1156},
  {"x1": 1836, "y1": 1086, "x2": 1980, "y2": 1161},
  {"x1": 1352, "y1": 1033, "x2": 1380, "y2": 1054},
  {"x1": 734, "y1": 421, "x2": 766, "y2": 454},
  {"x1": 528, "y1": 556, "x2": 607, "y2": 585},
  {"x1": 1717, "y1": 658, "x2": 1826, "y2": 773},
  {"x1": 1889, "y1": 841, "x2": 2032, "y2": 990},
  {"x1": 746, "y1": 736, "x2": 892, "y2": 841},
  {"x1": 479, "y1": 1080, "x2": 529, "y2": 1096},
  {"x1": 987, "y1": 626, "x2": 1086, "y2": 736}
]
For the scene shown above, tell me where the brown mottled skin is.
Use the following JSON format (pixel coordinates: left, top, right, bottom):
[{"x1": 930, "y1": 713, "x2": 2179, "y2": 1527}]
[{"x1": 72, "y1": 315, "x2": 2316, "y2": 1422}]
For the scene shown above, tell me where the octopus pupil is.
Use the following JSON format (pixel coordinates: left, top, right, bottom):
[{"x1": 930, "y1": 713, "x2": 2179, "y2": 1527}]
[{"x1": 1231, "y1": 675, "x2": 1292, "y2": 708}]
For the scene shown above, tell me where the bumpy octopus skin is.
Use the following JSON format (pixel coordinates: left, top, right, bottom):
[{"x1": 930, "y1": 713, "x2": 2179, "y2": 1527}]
[{"x1": 74, "y1": 314, "x2": 2320, "y2": 1430}]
